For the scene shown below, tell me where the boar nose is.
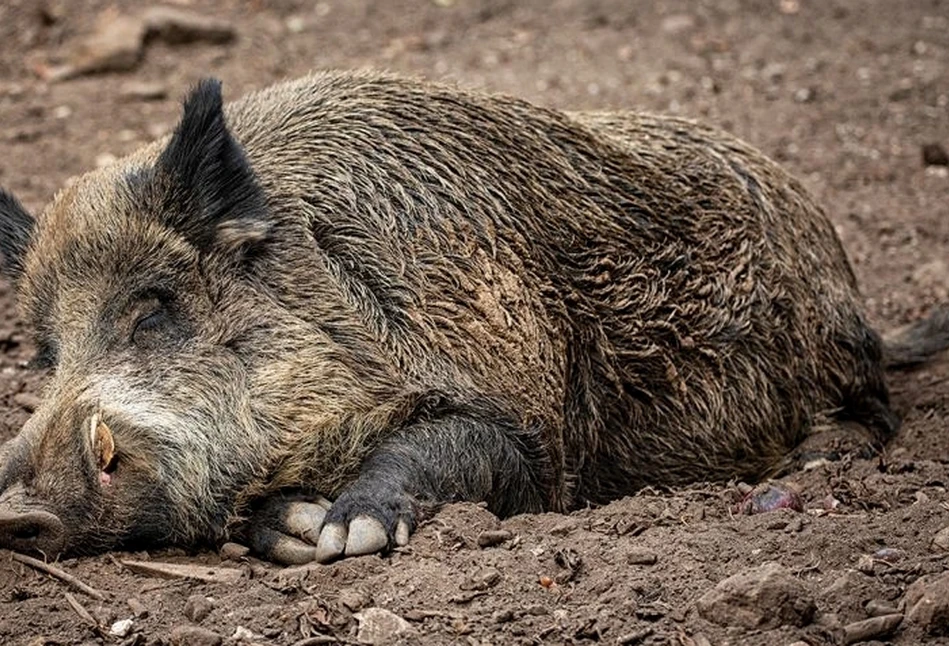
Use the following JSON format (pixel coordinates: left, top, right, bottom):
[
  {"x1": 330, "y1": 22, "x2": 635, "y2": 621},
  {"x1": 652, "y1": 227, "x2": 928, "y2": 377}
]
[{"x1": 0, "y1": 510, "x2": 66, "y2": 556}]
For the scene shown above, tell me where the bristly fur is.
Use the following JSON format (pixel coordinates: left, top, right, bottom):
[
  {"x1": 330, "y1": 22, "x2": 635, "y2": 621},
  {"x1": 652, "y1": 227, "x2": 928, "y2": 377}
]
[
  {"x1": 1, "y1": 70, "x2": 948, "y2": 558},
  {"x1": 0, "y1": 189, "x2": 35, "y2": 279}
]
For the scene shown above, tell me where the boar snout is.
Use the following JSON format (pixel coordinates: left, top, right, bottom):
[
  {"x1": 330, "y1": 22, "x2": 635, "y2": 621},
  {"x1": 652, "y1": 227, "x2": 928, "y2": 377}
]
[{"x1": 0, "y1": 507, "x2": 66, "y2": 557}]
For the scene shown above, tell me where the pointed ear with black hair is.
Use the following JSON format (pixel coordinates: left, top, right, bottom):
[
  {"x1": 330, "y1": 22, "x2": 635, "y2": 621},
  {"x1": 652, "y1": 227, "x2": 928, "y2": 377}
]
[
  {"x1": 0, "y1": 189, "x2": 35, "y2": 280},
  {"x1": 153, "y1": 78, "x2": 269, "y2": 255}
]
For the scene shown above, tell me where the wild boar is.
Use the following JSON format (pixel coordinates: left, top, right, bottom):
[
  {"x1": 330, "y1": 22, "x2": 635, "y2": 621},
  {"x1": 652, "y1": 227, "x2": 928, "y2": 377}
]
[{"x1": 0, "y1": 71, "x2": 945, "y2": 564}]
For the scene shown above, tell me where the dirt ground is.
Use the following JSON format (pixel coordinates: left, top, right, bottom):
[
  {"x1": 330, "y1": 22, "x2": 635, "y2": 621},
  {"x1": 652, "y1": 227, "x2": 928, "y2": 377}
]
[{"x1": 1, "y1": 0, "x2": 949, "y2": 644}]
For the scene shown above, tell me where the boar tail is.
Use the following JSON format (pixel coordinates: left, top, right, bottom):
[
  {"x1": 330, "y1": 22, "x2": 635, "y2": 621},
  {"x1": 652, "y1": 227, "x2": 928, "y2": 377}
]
[{"x1": 883, "y1": 306, "x2": 949, "y2": 369}]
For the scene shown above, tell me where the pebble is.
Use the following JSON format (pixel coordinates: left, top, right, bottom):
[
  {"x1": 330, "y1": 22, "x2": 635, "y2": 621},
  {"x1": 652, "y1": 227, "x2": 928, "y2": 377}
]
[
  {"x1": 905, "y1": 571, "x2": 949, "y2": 634},
  {"x1": 353, "y1": 607, "x2": 413, "y2": 645},
  {"x1": 696, "y1": 562, "x2": 816, "y2": 629},
  {"x1": 12, "y1": 392, "x2": 41, "y2": 412},
  {"x1": 736, "y1": 482, "x2": 804, "y2": 515},
  {"x1": 44, "y1": 11, "x2": 145, "y2": 81},
  {"x1": 477, "y1": 529, "x2": 513, "y2": 548},
  {"x1": 219, "y1": 541, "x2": 250, "y2": 560},
  {"x1": 338, "y1": 588, "x2": 371, "y2": 612},
  {"x1": 120, "y1": 81, "x2": 168, "y2": 102},
  {"x1": 626, "y1": 547, "x2": 658, "y2": 565},
  {"x1": 183, "y1": 594, "x2": 214, "y2": 623},
  {"x1": 931, "y1": 526, "x2": 949, "y2": 552},
  {"x1": 127, "y1": 598, "x2": 148, "y2": 619},
  {"x1": 143, "y1": 7, "x2": 235, "y2": 45},
  {"x1": 842, "y1": 613, "x2": 903, "y2": 644},
  {"x1": 108, "y1": 618, "x2": 134, "y2": 637},
  {"x1": 169, "y1": 625, "x2": 222, "y2": 646},
  {"x1": 922, "y1": 142, "x2": 949, "y2": 166}
]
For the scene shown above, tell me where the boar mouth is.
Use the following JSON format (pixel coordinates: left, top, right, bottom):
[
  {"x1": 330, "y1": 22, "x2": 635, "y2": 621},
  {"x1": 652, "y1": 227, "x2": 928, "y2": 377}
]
[{"x1": 0, "y1": 509, "x2": 66, "y2": 557}]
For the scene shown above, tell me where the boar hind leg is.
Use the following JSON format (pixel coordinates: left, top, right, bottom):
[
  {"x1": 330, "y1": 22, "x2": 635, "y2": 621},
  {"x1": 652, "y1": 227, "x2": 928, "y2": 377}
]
[{"x1": 255, "y1": 406, "x2": 554, "y2": 564}]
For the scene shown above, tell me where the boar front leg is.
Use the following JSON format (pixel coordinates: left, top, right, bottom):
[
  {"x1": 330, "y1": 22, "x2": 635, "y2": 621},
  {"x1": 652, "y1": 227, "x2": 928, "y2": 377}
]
[{"x1": 250, "y1": 408, "x2": 554, "y2": 564}]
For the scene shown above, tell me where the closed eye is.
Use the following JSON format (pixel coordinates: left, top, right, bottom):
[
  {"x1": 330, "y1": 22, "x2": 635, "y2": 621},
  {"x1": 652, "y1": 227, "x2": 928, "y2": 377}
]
[{"x1": 131, "y1": 308, "x2": 169, "y2": 344}]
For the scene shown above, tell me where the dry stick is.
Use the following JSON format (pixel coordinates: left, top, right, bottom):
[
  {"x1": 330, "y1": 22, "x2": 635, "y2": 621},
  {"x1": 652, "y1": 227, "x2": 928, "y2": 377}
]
[
  {"x1": 10, "y1": 552, "x2": 106, "y2": 600},
  {"x1": 63, "y1": 591, "x2": 98, "y2": 627}
]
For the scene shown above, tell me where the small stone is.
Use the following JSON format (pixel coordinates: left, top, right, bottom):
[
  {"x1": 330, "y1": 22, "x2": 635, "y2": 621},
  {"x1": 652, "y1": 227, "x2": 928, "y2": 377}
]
[
  {"x1": 127, "y1": 598, "x2": 148, "y2": 619},
  {"x1": 905, "y1": 571, "x2": 949, "y2": 634},
  {"x1": 120, "y1": 81, "x2": 168, "y2": 102},
  {"x1": 219, "y1": 541, "x2": 250, "y2": 560},
  {"x1": 13, "y1": 392, "x2": 41, "y2": 412},
  {"x1": 856, "y1": 554, "x2": 875, "y2": 574},
  {"x1": 231, "y1": 626, "x2": 261, "y2": 641},
  {"x1": 477, "y1": 529, "x2": 513, "y2": 548},
  {"x1": 285, "y1": 15, "x2": 306, "y2": 33},
  {"x1": 460, "y1": 567, "x2": 501, "y2": 591},
  {"x1": 52, "y1": 105, "x2": 72, "y2": 119},
  {"x1": 696, "y1": 562, "x2": 816, "y2": 629},
  {"x1": 626, "y1": 548, "x2": 658, "y2": 565},
  {"x1": 143, "y1": 7, "x2": 235, "y2": 45},
  {"x1": 736, "y1": 482, "x2": 804, "y2": 515},
  {"x1": 338, "y1": 588, "x2": 370, "y2": 612},
  {"x1": 109, "y1": 618, "x2": 134, "y2": 637},
  {"x1": 183, "y1": 595, "x2": 214, "y2": 623},
  {"x1": 660, "y1": 14, "x2": 695, "y2": 34},
  {"x1": 169, "y1": 625, "x2": 222, "y2": 646},
  {"x1": 46, "y1": 10, "x2": 145, "y2": 81},
  {"x1": 932, "y1": 526, "x2": 949, "y2": 552},
  {"x1": 793, "y1": 87, "x2": 816, "y2": 103},
  {"x1": 922, "y1": 143, "x2": 949, "y2": 166},
  {"x1": 353, "y1": 607, "x2": 413, "y2": 645},
  {"x1": 843, "y1": 614, "x2": 903, "y2": 644}
]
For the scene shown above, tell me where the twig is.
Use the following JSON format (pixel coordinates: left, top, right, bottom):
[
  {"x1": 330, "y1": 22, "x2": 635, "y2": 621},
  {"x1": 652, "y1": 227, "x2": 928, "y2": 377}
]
[
  {"x1": 11, "y1": 552, "x2": 105, "y2": 600},
  {"x1": 64, "y1": 591, "x2": 98, "y2": 626}
]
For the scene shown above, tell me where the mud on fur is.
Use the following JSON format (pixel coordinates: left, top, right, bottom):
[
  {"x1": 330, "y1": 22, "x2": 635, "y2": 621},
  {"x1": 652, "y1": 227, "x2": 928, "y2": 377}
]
[{"x1": 0, "y1": 71, "x2": 946, "y2": 564}]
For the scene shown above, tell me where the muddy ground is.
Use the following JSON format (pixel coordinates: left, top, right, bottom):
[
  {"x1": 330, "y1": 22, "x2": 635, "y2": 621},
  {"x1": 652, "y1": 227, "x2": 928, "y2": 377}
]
[{"x1": 1, "y1": 0, "x2": 949, "y2": 644}]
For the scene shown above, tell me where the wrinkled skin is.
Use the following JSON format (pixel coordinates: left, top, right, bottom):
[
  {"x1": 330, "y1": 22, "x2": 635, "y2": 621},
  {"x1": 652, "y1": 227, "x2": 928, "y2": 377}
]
[{"x1": 0, "y1": 71, "x2": 946, "y2": 564}]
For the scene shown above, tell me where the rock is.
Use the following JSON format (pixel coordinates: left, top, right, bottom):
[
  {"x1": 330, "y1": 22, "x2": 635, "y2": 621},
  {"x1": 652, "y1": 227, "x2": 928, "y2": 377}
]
[
  {"x1": 109, "y1": 618, "x2": 134, "y2": 637},
  {"x1": 460, "y1": 567, "x2": 502, "y2": 591},
  {"x1": 231, "y1": 626, "x2": 262, "y2": 641},
  {"x1": 626, "y1": 547, "x2": 658, "y2": 565},
  {"x1": 736, "y1": 482, "x2": 804, "y2": 515},
  {"x1": 44, "y1": 10, "x2": 145, "y2": 81},
  {"x1": 477, "y1": 529, "x2": 513, "y2": 548},
  {"x1": 183, "y1": 594, "x2": 214, "y2": 623},
  {"x1": 127, "y1": 598, "x2": 148, "y2": 619},
  {"x1": 120, "y1": 81, "x2": 168, "y2": 102},
  {"x1": 354, "y1": 607, "x2": 413, "y2": 645},
  {"x1": 696, "y1": 562, "x2": 816, "y2": 629},
  {"x1": 338, "y1": 588, "x2": 371, "y2": 612},
  {"x1": 169, "y1": 625, "x2": 222, "y2": 646},
  {"x1": 219, "y1": 541, "x2": 250, "y2": 560},
  {"x1": 922, "y1": 143, "x2": 949, "y2": 167},
  {"x1": 842, "y1": 614, "x2": 903, "y2": 644},
  {"x1": 660, "y1": 14, "x2": 696, "y2": 34},
  {"x1": 13, "y1": 392, "x2": 41, "y2": 412},
  {"x1": 932, "y1": 526, "x2": 949, "y2": 552},
  {"x1": 143, "y1": 7, "x2": 235, "y2": 45},
  {"x1": 905, "y1": 571, "x2": 949, "y2": 635}
]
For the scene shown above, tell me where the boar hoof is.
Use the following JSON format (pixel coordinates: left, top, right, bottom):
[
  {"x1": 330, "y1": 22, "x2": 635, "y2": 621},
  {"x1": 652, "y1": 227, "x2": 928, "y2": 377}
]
[{"x1": 247, "y1": 496, "x2": 333, "y2": 565}]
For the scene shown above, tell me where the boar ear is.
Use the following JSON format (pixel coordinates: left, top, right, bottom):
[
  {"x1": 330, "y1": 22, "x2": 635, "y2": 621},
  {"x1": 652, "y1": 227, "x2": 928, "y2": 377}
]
[
  {"x1": 0, "y1": 189, "x2": 35, "y2": 280},
  {"x1": 155, "y1": 78, "x2": 269, "y2": 254}
]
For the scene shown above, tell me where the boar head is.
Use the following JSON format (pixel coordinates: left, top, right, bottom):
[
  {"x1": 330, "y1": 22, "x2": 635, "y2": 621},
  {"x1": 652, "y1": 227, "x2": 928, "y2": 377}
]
[{"x1": 0, "y1": 80, "x2": 283, "y2": 556}]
